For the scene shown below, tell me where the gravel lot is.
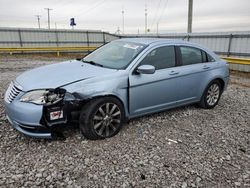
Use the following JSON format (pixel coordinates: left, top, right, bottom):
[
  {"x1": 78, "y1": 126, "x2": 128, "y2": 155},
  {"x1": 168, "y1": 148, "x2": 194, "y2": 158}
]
[{"x1": 0, "y1": 55, "x2": 249, "y2": 187}]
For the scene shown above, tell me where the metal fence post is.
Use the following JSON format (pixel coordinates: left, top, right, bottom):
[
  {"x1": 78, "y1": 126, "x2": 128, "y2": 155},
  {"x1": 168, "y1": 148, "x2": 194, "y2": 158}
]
[
  {"x1": 227, "y1": 34, "x2": 233, "y2": 57},
  {"x1": 183, "y1": 34, "x2": 190, "y2": 41},
  {"x1": 102, "y1": 32, "x2": 106, "y2": 45},
  {"x1": 18, "y1": 29, "x2": 23, "y2": 47},
  {"x1": 55, "y1": 30, "x2": 59, "y2": 56},
  {"x1": 86, "y1": 31, "x2": 90, "y2": 53},
  {"x1": 55, "y1": 30, "x2": 59, "y2": 47}
]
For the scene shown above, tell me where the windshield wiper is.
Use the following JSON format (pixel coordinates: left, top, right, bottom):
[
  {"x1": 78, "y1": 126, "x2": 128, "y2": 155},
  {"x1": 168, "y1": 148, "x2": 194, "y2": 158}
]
[{"x1": 82, "y1": 59, "x2": 103, "y2": 67}]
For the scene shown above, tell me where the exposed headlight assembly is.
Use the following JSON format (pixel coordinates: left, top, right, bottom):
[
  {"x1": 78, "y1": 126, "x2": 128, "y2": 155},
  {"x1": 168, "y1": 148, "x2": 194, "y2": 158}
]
[
  {"x1": 20, "y1": 89, "x2": 66, "y2": 105},
  {"x1": 20, "y1": 90, "x2": 47, "y2": 104}
]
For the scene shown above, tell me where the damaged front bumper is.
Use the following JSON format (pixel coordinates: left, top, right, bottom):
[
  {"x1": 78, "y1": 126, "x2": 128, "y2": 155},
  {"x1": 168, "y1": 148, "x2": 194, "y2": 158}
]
[
  {"x1": 6, "y1": 115, "x2": 52, "y2": 139},
  {"x1": 4, "y1": 88, "x2": 82, "y2": 139},
  {"x1": 4, "y1": 99, "x2": 53, "y2": 138}
]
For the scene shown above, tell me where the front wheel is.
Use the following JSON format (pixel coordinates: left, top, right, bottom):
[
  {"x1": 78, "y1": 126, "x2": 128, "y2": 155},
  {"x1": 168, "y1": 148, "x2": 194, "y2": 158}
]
[
  {"x1": 79, "y1": 97, "x2": 125, "y2": 140},
  {"x1": 199, "y1": 80, "x2": 222, "y2": 109}
]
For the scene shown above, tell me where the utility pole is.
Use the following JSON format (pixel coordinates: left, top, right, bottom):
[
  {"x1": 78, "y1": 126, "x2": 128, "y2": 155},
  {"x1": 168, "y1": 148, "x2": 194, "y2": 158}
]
[
  {"x1": 122, "y1": 7, "x2": 125, "y2": 34},
  {"x1": 44, "y1": 8, "x2": 53, "y2": 29},
  {"x1": 187, "y1": 0, "x2": 193, "y2": 33},
  {"x1": 156, "y1": 22, "x2": 159, "y2": 35},
  {"x1": 35, "y1": 15, "x2": 41, "y2": 29},
  {"x1": 116, "y1": 27, "x2": 121, "y2": 35},
  {"x1": 145, "y1": 4, "x2": 148, "y2": 34}
]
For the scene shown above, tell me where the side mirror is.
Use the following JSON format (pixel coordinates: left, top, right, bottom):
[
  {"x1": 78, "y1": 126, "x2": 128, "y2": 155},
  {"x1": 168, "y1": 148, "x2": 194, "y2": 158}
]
[{"x1": 137, "y1": 65, "x2": 155, "y2": 74}]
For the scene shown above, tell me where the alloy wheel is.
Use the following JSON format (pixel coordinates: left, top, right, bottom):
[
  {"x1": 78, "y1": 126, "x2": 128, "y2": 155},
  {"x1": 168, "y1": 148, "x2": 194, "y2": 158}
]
[
  {"x1": 206, "y1": 83, "x2": 220, "y2": 106},
  {"x1": 92, "y1": 103, "x2": 121, "y2": 137}
]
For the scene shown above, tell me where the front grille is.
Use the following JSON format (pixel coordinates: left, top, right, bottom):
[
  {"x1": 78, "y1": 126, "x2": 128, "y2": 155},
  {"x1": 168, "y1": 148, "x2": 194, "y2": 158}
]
[{"x1": 4, "y1": 81, "x2": 22, "y2": 103}]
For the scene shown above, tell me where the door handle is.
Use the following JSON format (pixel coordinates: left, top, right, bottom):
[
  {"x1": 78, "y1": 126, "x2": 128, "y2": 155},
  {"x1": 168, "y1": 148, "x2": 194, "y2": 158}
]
[
  {"x1": 203, "y1": 65, "x2": 210, "y2": 69},
  {"x1": 169, "y1": 70, "x2": 179, "y2": 75}
]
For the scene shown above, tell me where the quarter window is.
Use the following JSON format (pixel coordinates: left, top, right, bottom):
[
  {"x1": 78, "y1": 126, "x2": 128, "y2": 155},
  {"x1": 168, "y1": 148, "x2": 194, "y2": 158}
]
[
  {"x1": 207, "y1": 53, "x2": 215, "y2": 62},
  {"x1": 202, "y1": 50, "x2": 215, "y2": 62},
  {"x1": 140, "y1": 46, "x2": 176, "y2": 70},
  {"x1": 180, "y1": 46, "x2": 203, "y2": 65}
]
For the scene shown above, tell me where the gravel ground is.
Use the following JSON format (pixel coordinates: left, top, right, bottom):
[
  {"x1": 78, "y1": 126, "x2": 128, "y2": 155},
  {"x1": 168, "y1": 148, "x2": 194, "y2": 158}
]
[{"x1": 0, "y1": 55, "x2": 249, "y2": 187}]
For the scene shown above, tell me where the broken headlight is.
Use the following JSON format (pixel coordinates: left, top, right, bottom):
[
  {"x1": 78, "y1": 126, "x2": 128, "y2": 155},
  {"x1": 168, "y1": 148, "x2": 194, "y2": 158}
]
[
  {"x1": 20, "y1": 89, "x2": 65, "y2": 105},
  {"x1": 20, "y1": 90, "x2": 48, "y2": 104}
]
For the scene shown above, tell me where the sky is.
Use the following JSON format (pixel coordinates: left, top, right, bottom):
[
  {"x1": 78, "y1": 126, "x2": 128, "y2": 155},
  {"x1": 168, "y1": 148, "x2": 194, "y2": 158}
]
[{"x1": 0, "y1": 0, "x2": 249, "y2": 34}]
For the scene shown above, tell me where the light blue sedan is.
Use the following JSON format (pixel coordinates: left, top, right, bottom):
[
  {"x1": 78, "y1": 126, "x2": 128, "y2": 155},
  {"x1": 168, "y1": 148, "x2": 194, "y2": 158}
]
[{"x1": 4, "y1": 38, "x2": 229, "y2": 140}]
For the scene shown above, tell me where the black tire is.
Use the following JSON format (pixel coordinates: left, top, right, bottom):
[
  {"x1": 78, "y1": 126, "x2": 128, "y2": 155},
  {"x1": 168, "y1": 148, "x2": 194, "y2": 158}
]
[
  {"x1": 79, "y1": 97, "x2": 125, "y2": 140},
  {"x1": 199, "y1": 80, "x2": 222, "y2": 109}
]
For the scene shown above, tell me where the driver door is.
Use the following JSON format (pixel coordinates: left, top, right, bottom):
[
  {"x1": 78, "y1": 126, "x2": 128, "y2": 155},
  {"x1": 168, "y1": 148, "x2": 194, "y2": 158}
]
[{"x1": 129, "y1": 45, "x2": 182, "y2": 117}]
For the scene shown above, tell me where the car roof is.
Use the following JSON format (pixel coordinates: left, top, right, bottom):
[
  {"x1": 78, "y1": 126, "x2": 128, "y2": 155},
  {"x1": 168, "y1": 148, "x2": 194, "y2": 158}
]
[
  {"x1": 118, "y1": 37, "x2": 192, "y2": 46},
  {"x1": 117, "y1": 37, "x2": 220, "y2": 61}
]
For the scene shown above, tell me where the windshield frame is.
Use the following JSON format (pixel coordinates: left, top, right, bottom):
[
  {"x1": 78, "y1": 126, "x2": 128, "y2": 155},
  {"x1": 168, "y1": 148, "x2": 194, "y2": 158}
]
[{"x1": 82, "y1": 41, "x2": 147, "y2": 70}]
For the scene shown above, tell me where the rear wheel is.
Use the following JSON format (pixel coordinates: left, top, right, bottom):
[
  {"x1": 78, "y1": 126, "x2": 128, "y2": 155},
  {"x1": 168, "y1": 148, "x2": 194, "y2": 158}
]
[
  {"x1": 199, "y1": 80, "x2": 222, "y2": 109},
  {"x1": 79, "y1": 97, "x2": 125, "y2": 140}
]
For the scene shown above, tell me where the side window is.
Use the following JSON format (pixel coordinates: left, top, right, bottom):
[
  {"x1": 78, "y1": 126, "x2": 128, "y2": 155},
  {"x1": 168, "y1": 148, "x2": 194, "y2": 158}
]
[
  {"x1": 201, "y1": 50, "x2": 208, "y2": 62},
  {"x1": 201, "y1": 50, "x2": 215, "y2": 63},
  {"x1": 180, "y1": 46, "x2": 203, "y2": 65},
  {"x1": 140, "y1": 46, "x2": 176, "y2": 70},
  {"x1": 207, "y1": 53, "x2": 215, "y2": 62}
]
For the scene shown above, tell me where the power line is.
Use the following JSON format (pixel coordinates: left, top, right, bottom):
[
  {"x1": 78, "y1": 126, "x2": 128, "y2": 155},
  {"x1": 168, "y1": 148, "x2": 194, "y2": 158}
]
[
  {"x1": 71, "y1": 0, "x2": 107, "y2": 19},
  {"x1": 44, "y1": 8, "x2": 53, "y2": 29},
  {"x1": 150, "y1": 0, "x2": 168, "y2": 34},
  {"x1": 157, "y1": 0, "x2": 168, "y2": 24},
  {"x1": 155, "y1": 0, "x2": 168, "y2": 33},
  {"x1": 35, "y1": 15, "x2": 41, "y2": 29},
  {"x1": 150, "y1": 0, "x2": 162, "y2": 30}
]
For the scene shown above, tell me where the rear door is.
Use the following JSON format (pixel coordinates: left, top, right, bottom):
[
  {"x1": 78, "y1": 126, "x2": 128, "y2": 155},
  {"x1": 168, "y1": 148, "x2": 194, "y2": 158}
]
[{"x1": 173, "y1": 45, "x2": 217, "y2": 105}]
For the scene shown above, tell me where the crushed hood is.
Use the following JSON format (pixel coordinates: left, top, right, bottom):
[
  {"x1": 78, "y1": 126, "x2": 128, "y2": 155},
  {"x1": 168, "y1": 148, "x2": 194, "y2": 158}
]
[{"x1": 16, "y1": 60, "x2": 117, "y2": 91}]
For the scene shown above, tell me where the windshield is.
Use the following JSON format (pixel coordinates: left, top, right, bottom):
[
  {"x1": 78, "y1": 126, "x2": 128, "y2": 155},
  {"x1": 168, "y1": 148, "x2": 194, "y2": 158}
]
[{"x1": 83, "y1": 41, "x2": 146, "y2": 69}]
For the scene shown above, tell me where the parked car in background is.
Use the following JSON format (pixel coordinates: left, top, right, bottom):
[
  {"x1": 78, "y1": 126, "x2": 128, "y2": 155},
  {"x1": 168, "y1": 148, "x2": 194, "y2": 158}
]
[{"x1": 4, "y1": 38, "x2": 229, "y2": 140}]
